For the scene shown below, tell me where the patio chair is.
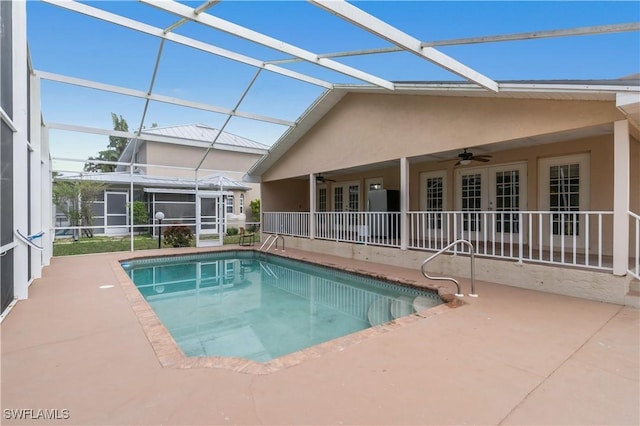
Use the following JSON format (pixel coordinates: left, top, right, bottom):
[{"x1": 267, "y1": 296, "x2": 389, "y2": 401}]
[{"x1": 239, "y1": 227, "x2": 255, "y2": 246}]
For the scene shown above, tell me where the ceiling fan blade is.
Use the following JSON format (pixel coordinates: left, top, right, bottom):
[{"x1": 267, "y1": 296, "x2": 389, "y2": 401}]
[
  {"x1": 454, "y1": 160, "x2": 462, "y2": 166},
  {"x1": 474, "y1": 157, "x2": 491, "y2": 162}
]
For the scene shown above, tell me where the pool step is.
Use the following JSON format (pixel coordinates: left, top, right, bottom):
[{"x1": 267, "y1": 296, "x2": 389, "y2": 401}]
[
  {"x1": 367, "y1": 298, "x2": 393, "y2": 326},
  {"x1": 412, "y1": 295, "x2": 440, "y2": 313},
  {"x1": 368, "y1": 295, "x2": 441, "y2": 326},
  {"x1": 390, "y1": 296, "x2": 413, "y2": 319}
]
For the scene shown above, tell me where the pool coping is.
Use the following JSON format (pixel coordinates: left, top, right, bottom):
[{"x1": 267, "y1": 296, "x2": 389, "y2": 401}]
[{"x1": 111, "y1": 247, "x2": 461, "y2": 374}]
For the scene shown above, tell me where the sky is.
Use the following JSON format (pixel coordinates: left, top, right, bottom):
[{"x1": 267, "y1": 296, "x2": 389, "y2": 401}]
[{"x1": 24, "y1": 1, "x2": 640, "y2": 172}]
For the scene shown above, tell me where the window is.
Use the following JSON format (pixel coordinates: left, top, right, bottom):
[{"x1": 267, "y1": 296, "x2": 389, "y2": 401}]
[
  {"x1": 426, "y1": 176, "x2": 443, "y2": 229},
  {"x1": 226, "y1": 195, "x2": 234, "y2": 214},
  {"x1": 348, "y1": 185, "x2": 359, "y2": 212},
  {"x1": 239, "y1": 193, "x2": 244, "y2": 214},
  {"x1": 334, "y1": 187, "x2": 343, "y2": 212},
  {"x1": 549, "y1": 163, "x2": 580, "y2": 236},
  {"x1": 538, "y1": 153, "x2": 590, "y2": 245},
  {"x1": 495, "y1": 170, "x2": 520, "y2": 233},
  {"x1": 461, "y1": 173, "x2": 482, "y2": 232},
  {"x1": 318, "y1": 187, "x2": 327, "y2": 212},
  {"x1": 420, "y1": 171, "x2": 447, "y2": 230}
]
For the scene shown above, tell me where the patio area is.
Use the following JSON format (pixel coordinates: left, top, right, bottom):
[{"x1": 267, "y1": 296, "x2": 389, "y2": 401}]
[{"x1": 1, "y1": 247, "x2": 638, "y2": 425}]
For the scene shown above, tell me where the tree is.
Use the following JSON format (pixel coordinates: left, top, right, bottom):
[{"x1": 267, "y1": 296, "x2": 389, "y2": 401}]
[
  {"x1": 53, "y1": 180, "x2": 105, "y2": 238},
  {"x1": 248, "y1": 199, "x2": 261, "y2": 232},
  {"x1": 84, "y1": 113, "x2": 129, "y2": 172}
]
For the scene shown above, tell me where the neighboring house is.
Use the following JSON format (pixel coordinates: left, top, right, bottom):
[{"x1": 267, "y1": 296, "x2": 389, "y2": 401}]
[
  {"x1": 56, "y1": 124, "x2": 268, "y2": 244},
  {"x1": 55, "y1": 172, "x2": 250, "y2": 238},
  {"x1": 247, "y1": 78, "x2": 640, "y2": 306}
]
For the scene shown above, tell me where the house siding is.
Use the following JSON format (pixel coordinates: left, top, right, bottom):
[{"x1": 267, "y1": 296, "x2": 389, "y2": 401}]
[
  {"x1": 143, "y1": 141, "x2": 263, "y2": 208},
  {"x1": 262, "y1": 93, "x2": 624, "y2": 182},
  {"x1": 145, "y1": 142, "x2": 261, "y2": 178}
]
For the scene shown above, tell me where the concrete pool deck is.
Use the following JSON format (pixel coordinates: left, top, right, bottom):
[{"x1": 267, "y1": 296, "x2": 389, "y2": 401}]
[{"x1": 1, "y1": 247, "x2": 638, "y2": 425}]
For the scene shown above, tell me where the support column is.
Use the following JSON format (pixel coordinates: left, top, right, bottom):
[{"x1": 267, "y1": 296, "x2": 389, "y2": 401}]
[
  {"x1": 400, "y1": 157, "x2": 409, "y2": 250},
  {"x1": 613, "y1": 120, "x2": 630, "y2": 276},
  {"x1": 12, "y1": 1, "x2": 29, "y2": 299},
  {"x1": 40, "y1": 124, "x2": 52, "y2": 266},
  {"x1": 309, "y1": 174, "x2": 316, "y2": 240},
  {"x1": 29, "y1": 74, "x2": 42, "y2": 278}
]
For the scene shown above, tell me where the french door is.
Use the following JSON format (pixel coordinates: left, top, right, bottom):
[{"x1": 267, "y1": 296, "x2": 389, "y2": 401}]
[
  {"x1": 538, "y1": 154, "x2": 589, "y2": 249},
  {"x1": 333, "y1": 181, "x2": 360, "y2": 213},
  {"x1": 420, "y1": 171, "x2": 447, "y2": 235},
  {"x1": 332, "y1": 182, "x2": 360, "y2": 235},
  {"x1": 455, "y1": 163, "x2": 527, "y2": 242}
]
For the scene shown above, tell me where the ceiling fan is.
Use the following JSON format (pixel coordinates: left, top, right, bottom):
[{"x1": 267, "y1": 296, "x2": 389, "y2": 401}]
[
  {"x1": 449, "y1": 148, "x2": 492, "y2": 166},
  {"x1": 316, "y1": 174, "x2": 336, "y2": 183}
]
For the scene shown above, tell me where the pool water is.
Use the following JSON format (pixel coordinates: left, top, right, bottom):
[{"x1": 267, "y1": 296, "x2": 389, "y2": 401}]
[{"x1": 122, "y1": 251, "x2": 441, "y2": 362}]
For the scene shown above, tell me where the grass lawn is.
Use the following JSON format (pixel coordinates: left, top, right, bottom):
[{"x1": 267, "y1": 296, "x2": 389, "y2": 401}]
[{"x1": 53, "y1": 234, "x2": 261, "y2": 256}]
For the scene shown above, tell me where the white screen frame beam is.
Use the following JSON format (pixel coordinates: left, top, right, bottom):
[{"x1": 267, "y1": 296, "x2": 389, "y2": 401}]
[{"x1": 309, "y1": 0, "x2": 499, "y2": 92}]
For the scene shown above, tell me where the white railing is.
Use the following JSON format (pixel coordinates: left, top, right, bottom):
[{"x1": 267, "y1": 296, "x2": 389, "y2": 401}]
[
  {"x1": 262, "y1": 210, "x2": 616, "y2": 272},
  {"x1": 409, "y1": 211, "x2": 614, "y2": 271},
  {"x1": 315, "y1": 212, "x2": 401, "y2": 247},
  {"x1": 262, "y1": 212, "x2": 310, "y2": 237},
  {"x1": 630, "y1": 211, "x2": 640, "y2": 279}
]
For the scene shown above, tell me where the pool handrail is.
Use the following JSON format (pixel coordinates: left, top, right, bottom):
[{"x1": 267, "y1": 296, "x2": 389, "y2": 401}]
[
  {"x1": 259, "y1": 234, "x2": 284, "y2": 258},
  {"x1": 420, "y1": 239, "x2": 477, "y2": 297}
]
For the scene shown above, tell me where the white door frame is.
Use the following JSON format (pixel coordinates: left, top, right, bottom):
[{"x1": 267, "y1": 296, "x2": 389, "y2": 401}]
[
  {"x1": 196, "y1": 193, "x2": 223, "y2": 247},
  {"x1": 538, "y1": 153, "x2": 590, "y2": 250},
  {"x1": 419, "y1": 170, "x2": 448, "y2": 238},
  {"x1": 332, "y1": 180, "x2": 360, "y2": 235},
  {"x1": 455, "y1": 162, "x2": 528, "y2": 242},
  {"x1": 104, "y1": 191, "x2": 129, "y2": 236}
]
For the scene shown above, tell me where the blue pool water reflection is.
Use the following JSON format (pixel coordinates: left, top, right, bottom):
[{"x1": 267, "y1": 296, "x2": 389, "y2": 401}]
[{"x1": 123, "y1": 252, "x2": 441, "y2": 362}]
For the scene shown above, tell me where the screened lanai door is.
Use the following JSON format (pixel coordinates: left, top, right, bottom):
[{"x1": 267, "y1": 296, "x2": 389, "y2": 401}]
[{"x1": 196, "y1": 194, "x2": 223, "y2": 247}]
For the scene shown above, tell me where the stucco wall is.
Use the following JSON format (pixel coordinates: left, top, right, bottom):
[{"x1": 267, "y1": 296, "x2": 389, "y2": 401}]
[
  {"x1": 145, "y1": 143, "x2": 262, "y2": 179},
  {"x1": 410, "y1": 134, "x2": 614, "y2": 212},
  {"x1": 261, "y1": 179, "x2": 309, "y2": 212},
  {"x1": 263, "y1": 93, "x2": 625, "y2": 182},
  {"x1": 142, "y1": 141, "x2": 264, "y2": 215},
  {"x1": 281, "y1": 236, "x2": 633, "y2": 306}
]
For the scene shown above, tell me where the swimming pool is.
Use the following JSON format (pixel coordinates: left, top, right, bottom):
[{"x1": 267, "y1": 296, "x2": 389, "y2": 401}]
[{"x1": 122, "y1": 251, "x2": 442, "y2": 362}]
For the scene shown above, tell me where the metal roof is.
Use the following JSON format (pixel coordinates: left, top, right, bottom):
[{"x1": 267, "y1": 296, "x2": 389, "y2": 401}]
[
  {"x1": 141, "y1": 124, "x2": 270, "y2": 152},
  {"x1": 117, "y1": 124, "x2": 270, "y2": 170}
]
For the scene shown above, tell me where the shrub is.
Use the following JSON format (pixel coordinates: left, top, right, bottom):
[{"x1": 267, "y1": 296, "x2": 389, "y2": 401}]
[
  {"x1": 226, "y1": 227, "x2": 239, "y2": 236},
  {"x1": 162, "y1": 226, "x2": 193, "y2": 247},
  {"x1": 249, "y1": 199, "x2": 260, "y2": 222},
  {"x1": 129, "y1": 201, "x2": 148, "y2": 234}
]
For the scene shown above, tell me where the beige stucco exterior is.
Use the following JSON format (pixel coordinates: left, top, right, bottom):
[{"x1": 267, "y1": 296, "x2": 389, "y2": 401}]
[
  {"x1": 253, "y1": 86, "x2": 639, "y2": 304},
  {"x1": 262, "y1": 94, "x2": 626, "y2": 182},
  {"x1": 142, "y1": 141, "x2": 264, "y2": 219}
]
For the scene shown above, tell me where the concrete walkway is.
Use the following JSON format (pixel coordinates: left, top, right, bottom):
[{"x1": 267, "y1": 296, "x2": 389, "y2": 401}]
[{"x1": 1, "y1": 248, "x2": 638, "y2": 425}]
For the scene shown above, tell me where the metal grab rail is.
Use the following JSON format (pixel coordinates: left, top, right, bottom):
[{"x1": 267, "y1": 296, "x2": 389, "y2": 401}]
[
  {"x1": 258, "y1": 234, "x2": 277, "y2": 252},
  {"x1": 420, "y1": 239, "x2": 477, "y2": 297},
  {"x1": 258, "y1": 234, "x2": 284, "y2": 259}
]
